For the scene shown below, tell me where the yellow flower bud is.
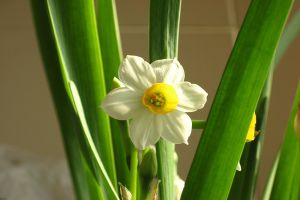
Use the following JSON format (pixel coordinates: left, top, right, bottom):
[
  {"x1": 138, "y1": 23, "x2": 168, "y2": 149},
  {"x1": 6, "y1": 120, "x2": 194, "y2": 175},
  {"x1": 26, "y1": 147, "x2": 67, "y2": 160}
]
[{"x1": 246, "y1": 113, "x2": 257, "y2": 142}]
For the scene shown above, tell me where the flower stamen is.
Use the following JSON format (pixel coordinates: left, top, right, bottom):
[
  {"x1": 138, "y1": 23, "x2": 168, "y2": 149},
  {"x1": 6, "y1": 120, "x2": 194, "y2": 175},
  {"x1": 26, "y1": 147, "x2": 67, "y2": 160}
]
[{"x1": 142, "y1": 83, "x2": 178, "y2": 114}]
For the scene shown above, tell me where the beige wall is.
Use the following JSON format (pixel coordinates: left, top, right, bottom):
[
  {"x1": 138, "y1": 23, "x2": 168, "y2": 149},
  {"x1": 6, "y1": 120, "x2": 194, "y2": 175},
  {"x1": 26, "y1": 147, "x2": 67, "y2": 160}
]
[{"x1": 0, "y1": 0, "x2": 300, "y2": 198}]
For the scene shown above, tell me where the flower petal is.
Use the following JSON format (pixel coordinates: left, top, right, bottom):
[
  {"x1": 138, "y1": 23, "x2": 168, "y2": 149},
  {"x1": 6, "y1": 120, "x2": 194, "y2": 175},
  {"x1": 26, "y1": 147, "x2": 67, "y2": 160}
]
[
  {"x1": 119, "y1": 55, "x2": 156, "y2": 91},
  {"x1": 129, "y1": 110, "x2": 161, "y2": 150},
  {"x1": 176, "y1": 82, "x2": 208, "y2": 112},
  {"x1": 160, "y1": 110, "x2": 192, "y2": 144},
  {"x1": 151, "y1": 59, "x2": 185, "y2": 84},
  {"x1": 101, "y1": 87, "x2": 143, "y2": 120},
  {"x1": 236, "y1": 162, "x2": 242, "y2": 171}
]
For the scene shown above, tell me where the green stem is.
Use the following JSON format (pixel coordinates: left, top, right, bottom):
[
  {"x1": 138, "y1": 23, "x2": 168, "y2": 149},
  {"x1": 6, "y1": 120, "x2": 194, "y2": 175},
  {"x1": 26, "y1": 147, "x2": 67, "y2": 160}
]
[
  {"x1": 129, "y1": 149, "x2": 138, "y2": 200},
  {"x1": 149, "y1": 0, "x2": 181, "y2": 199},
  {"x1": 192, "y1": 120, "x2": 206, "y2": 129}
]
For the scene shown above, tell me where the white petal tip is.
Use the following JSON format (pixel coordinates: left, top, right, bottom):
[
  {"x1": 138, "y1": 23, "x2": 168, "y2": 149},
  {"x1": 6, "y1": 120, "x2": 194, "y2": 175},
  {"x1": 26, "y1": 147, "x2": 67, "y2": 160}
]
[{"x1": 236, "y1": 163, "x2": 242, "y2": 171}]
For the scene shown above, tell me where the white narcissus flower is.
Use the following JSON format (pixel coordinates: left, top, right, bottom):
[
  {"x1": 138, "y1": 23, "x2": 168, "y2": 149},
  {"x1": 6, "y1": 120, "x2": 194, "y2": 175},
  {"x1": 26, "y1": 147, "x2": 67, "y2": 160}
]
[{"x1": 101, "y1": 55, "x2": 208, "y2": 150}]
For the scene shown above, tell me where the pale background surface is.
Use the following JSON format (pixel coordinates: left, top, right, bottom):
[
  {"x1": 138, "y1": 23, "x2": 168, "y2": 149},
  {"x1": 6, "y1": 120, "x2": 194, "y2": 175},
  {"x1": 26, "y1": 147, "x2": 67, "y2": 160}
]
[{"x1": 0, "y1": 0, "x2": 300, "y2": 199}]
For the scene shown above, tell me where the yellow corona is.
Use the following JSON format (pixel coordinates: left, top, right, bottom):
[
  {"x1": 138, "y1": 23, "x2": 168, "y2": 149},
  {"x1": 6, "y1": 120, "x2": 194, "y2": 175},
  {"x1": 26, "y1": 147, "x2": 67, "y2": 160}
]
[{"x1": 142, "y1": 83, "x2": 179, "y2": 114}]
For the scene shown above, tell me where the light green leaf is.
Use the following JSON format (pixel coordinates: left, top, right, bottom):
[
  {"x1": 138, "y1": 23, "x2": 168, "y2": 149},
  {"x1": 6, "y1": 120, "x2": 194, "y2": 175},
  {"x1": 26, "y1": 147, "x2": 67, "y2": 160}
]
[
  {"x1": 46, "y1": 0, "x2": 117, "y2": 191},
  {"x1": 69, "y1": 81, "x2": 120, "y2": 200},
  {"x1": 229, "y1": 8, "x2": 300, "y2": 199},
  {"x1": 96, "y1": 0, "x2": 132, "y2": 189},
  {"x1": 30, "y1": 1, "x2": 104, "y2": 199},
  {"x1": 149, "y1": 0, "x2": 181, "y2": 199},
  {"x1": 96, "y1": 0, "x2": 123, "y2": 91},
  {"x1": 262, "y1": 155, "x2": 279, "y2": 200},
  {"x1": 181, "y1": 0, "x2": 294, "y2": 199}
]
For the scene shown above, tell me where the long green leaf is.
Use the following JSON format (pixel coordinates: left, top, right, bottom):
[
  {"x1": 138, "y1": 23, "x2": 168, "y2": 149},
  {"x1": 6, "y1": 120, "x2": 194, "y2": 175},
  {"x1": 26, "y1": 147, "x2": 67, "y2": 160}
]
[
  {"x1": 149, "y1": 0, "x2": 181, "y2": 199},
  {"x1": 263, "y1": 154, "x2": 280, "y2": 200},
  {"x1": 229, "y1": 8, "x2": 300, "y2": 199},
  {"x1": 69, "y1": 81, "x2": 120, "y2": 200},
  {"x1": 181, "y1": 0, "x2": 294, "y2": 199},
  {"x1": 269, "y1": 83, "x2": 300, "y2": 199},
  {"x1": 46, "y1": 0, "x2": 117, "y2": 190},
  {"x1": 30, "y1": 1, "x2": 104, "y2": 199},
  {"x1": 228, "y1": 63, "x2": 273, "y2": 200},
  {"x1": 96, "y1": 0, "x2": 122, "y2": 91},
  {"x1": 95, "y1": 0, "x2": 131, "y2": 188}
]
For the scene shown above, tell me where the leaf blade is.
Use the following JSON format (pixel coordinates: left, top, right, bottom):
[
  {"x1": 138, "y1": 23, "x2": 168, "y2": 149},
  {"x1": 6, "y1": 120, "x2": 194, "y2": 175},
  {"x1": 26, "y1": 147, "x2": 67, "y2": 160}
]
[
  {"x1": 181, "y1": 0, "x2": 294, "y2": 199},
  {"x1": 30, "y1": 1, "x2": 105, "y2": 199},
  {"x1": 269, "y1": 83, "x2": 300, "y2": 199},
  {"x1": 46, "y1": 0, "x2": 117, "y2": 190},
  {"x1": 69, "y1": 81, "x2": 120, "y2": 200},
  {"x1": 229, "y1": 8, "x2": 300, "y2": 199},
  {"x1": 96, "y1": 0, "x2": 132, "y2": 187}
]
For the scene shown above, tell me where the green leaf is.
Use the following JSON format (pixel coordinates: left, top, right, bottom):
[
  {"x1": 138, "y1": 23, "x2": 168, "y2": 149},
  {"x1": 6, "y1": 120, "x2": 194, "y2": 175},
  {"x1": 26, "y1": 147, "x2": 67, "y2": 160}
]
[
  {"x1": 96, "y1": 0, "x2": 123, "y2": 91},
  {"x1": 69, "y1": 81, "x2": 120, "y2": 200},
  {"x1": 181, "y1": 0, "x2": 294, "y2": 199},
  {"x1": 30, "y1": 1, "x2": 104, "y2": 199},
  {"x1": 228, "y1": 65, "x2": 273, "y2": 200},
  {"x1": 46, "y1": 0, "x2": 117, "y2": 190},
  {"x1": 268, "y1": 83, "x2": 300, "y2": 199},
  {"x1": 95, "y1": 0, "x2": 132, "y2": 188},
  {"x1": 290, "y1": 155, "x2": 300, "y2": 199},
  {"x1": 229, "y1": 9, "x2": 300, "y2": 199},
  {"x1": 262, "y1": 155, "x2": 280, "y2": 200},
  {"x1": 149, "y1": 0, "x2": 181, "y2": 199}
]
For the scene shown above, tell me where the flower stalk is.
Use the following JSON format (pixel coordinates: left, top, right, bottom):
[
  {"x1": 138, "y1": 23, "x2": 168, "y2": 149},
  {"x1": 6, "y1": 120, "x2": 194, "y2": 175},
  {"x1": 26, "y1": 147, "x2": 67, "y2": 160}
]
[{"x1": 149, "y1": 0, "x2": 182, "y2": 199}]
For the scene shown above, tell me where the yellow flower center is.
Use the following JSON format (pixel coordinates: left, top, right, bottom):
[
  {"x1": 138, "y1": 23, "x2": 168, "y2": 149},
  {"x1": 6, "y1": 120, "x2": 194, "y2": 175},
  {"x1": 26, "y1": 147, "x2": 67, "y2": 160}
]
[
  {"x1": 142, "y1": 83, "x2": 178, "y2": 114},
  {"x1": 246, "y1": 113, "x2": 257, "y2": 142}
]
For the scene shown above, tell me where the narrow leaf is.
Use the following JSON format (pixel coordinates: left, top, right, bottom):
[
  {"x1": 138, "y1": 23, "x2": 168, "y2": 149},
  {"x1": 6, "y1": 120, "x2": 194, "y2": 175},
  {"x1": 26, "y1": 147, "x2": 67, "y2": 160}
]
[
  {"x1": 96, "y1": 0, "x2": 123, "y2": 91},
  {"x1": 69, "y1": 81, "x2": 120, "y2": 200},
  {"x1": 96, "y1": 0, "x2": 131, "y2": 187},
  {"x1": 181, "y1": 0, "x2": 294, "y2": 199},
  {"x1": 269, "y1": 83, "x2": 300, "y2": 199},
  {"x1": 262, "y1": 155, "x2": 280, "y2": 200}
]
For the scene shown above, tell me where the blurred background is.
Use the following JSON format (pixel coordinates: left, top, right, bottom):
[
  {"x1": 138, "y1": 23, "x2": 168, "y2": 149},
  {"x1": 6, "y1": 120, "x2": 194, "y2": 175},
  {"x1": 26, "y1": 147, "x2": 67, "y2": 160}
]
[{"x1": 0, "y1": 0, "x2": 300, "y2": 198}]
